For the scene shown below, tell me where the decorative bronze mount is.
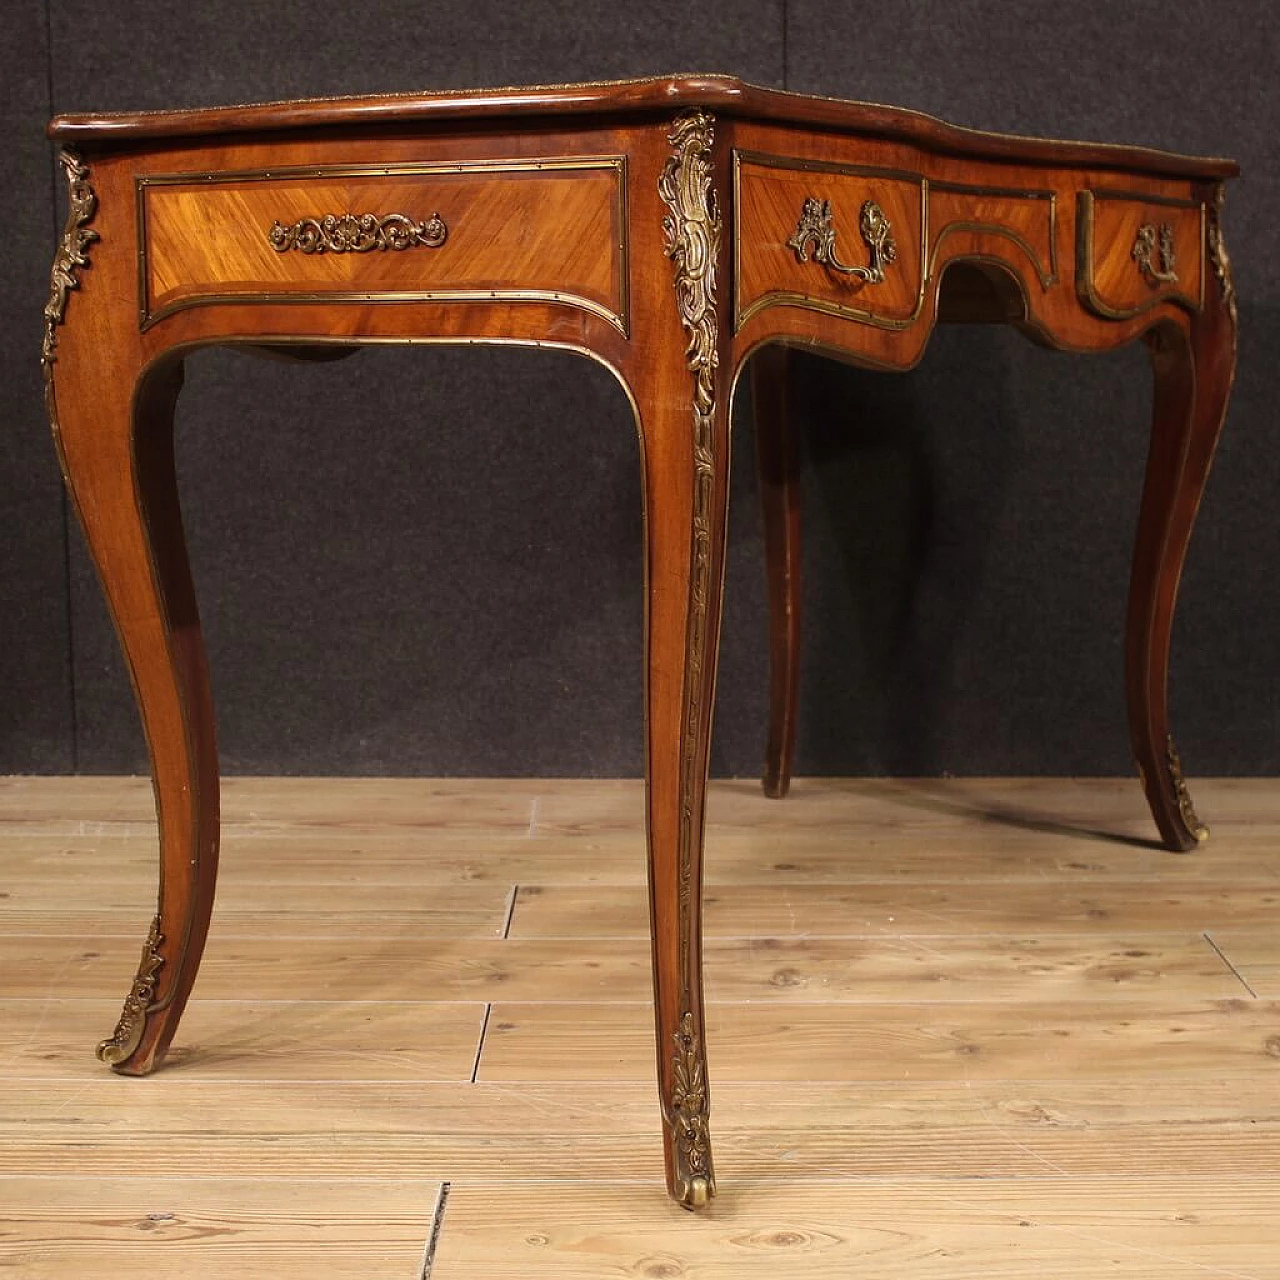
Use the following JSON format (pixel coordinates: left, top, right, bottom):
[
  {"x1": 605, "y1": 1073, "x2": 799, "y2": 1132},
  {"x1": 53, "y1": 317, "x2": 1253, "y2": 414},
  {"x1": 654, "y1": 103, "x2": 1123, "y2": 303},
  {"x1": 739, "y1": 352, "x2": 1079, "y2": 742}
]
[
  {"x1": 787, "y1": 196, "x2": 897, "y2": 284},
  {"x1": 97, "y1": 915, "x2": 165, "y2": 1065},
  {"x1": 658, "y1": 107, "x2": 721, "y2": 1210},
  {"x1": 42, "y1": 150, "x2": 99, "y2": 374},
  {"x1": 1208, "y1": 187, "x2": 1237, "y2": 329},
  {"x1": 670, "y1": 1012, "x2": 715, "y2": 1208},
  {"x1": 268, "y1": 211, "x2": 447, "y2": 254},
  {"x1": 1132, "y1": 221, "x2": 1177, "y2": 286},
  {"x1": 1166, "y1": 735, "x2": 1209, "y2": 843}
]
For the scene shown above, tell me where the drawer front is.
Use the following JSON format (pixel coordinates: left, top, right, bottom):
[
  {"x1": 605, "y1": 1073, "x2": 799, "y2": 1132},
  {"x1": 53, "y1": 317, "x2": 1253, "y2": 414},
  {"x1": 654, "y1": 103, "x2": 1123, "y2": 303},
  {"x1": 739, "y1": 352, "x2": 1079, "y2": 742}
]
[
  {"x1": 1077, "y1": 190, "x2": 1204, "y2": 319},
  {"x1": 138, "y1": 157, "x2": 629, "y2": 333},
  {"x1": 927, "y1": 183, "x2": 1058, "y2": 288},
  {"x1": 734, "y1": 151, "x2": 925, "y2": 330}
]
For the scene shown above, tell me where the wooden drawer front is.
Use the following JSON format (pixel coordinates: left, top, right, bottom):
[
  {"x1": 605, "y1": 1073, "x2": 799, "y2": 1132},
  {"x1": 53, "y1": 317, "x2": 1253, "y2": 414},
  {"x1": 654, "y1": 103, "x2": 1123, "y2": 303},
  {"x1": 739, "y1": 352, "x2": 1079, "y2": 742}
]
[
  {"x1": 138, "y1": 158, "x2": 628, "y2": 333},
  {"x1": 927, "y1": 183, "x2": 1058, "y2": 288},
  {"x1": 734, "y1": 151, "x2": 925, "y2": 330},
  {"x1": 1077, "y1": 190, "x2": 1204, "y2": 319}
]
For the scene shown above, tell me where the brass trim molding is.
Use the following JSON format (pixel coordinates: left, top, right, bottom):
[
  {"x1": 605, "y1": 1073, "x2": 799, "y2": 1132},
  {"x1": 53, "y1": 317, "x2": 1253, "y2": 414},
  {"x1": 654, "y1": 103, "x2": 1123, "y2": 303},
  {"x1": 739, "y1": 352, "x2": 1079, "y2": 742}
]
[
  {"x1": 135, "y1": 156, "x2": 630, "y2": 335},
  {"x1": 1166, "y1": 736, "x2": 1209, "y2": 843},
  {"x1": 268, "y1": 211, "x2": 447, "y2": 254},
  {"x1": 658, "y1": 106, "x2": 720, "y2": 1209},
  {"x1": 1132, "y1": 222, "x2": 1177, "y2": 286},
  {"x1": 1076, "y1": 190, "x2": 1204, "y2": 321},
  {"x1": 787, "y1": 196, "x2": 897, "y2": 283},
  {"x1": 97, "y1": 915, "x2": 165, "y2": 1065},
  {"x1": 140, "y1": 287, "x2": 628, "y2": 336},
  {"x1": 42, "y1": 149, "x2": 100, "y2": 373}
]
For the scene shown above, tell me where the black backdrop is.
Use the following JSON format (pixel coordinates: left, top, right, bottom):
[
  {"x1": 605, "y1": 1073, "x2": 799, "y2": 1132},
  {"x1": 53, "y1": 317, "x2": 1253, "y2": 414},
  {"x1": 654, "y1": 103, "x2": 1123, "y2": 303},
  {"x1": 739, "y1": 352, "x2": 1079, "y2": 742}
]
[{"x1": 3, "y1": 1, "x2": 1276, "y2": 779}]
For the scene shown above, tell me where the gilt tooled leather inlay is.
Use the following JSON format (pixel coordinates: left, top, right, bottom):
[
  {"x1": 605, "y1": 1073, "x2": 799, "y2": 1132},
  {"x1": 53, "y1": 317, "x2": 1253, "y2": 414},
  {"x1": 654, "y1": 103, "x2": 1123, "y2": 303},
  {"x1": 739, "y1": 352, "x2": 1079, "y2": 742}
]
[
  {"x1": 787, "y1": 196, "x2": 897, "y2": 284},
  {"x1": 96, "y1": 915, "x2": 165, "y2": 1065},
  {"x1": 268, "y1": 211, "x2": 447, "y2": 254},
  {"x1": 42, "y1": 150, "x2": 99, "y2": 373},
  {"x1": 658, "y1": 108, "x2": 720, "y2": 1208}
]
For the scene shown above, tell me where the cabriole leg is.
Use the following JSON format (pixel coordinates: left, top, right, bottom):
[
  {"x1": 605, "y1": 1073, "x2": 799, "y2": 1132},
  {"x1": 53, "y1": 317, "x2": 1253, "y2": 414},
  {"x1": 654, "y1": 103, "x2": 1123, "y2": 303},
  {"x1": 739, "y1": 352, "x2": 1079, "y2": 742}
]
[
  {"x1": 632, "y1": 107, "x2": 731, "y2": 1208},
  {"x1": 1127, "y1": 201, "x2": 1237, "y2": 851},
  {"x1": 635, "y1": 362, "x2": 730, "y2": 1206},
  {"x1": 48, "y1": 348, "x2": 220, "y2": 1074},
  {"x1": 752, "y1": 343, "x2": 802, "y2": 799}
]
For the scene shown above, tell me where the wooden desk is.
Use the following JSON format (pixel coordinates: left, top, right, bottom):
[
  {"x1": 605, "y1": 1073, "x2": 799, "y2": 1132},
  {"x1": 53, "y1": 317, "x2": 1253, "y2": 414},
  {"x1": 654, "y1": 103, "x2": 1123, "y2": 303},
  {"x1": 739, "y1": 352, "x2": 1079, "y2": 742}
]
[{"x1": 43, "y1": 75, "x2": 1238, "y2": 1208}]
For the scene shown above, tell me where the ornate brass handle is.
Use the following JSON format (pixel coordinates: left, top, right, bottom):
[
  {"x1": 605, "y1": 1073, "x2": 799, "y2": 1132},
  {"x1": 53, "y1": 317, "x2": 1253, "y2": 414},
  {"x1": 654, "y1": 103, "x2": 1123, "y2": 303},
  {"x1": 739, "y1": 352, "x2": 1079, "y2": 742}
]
[
  {"x1": 787, "y1": 197, "x2": 897, "y2": 284},
  {"x1": 1132, "y1": 222, "x2": 1177, "y2": 286},
  {"x1": 268, "y1": 211, "x2": 448, "y2": 254}
]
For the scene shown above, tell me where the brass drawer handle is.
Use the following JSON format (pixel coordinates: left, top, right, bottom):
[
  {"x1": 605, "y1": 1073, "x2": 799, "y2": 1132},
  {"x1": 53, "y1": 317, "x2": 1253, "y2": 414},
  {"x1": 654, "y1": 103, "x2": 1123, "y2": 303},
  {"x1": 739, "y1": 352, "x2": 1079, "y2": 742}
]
[
  {"x1": 787, "y1": 197, "x2": 897, "y2": 284},
  {"x1": 267, "y1": 211, "x2": 448, "y2": 254},
  {"x1": 1132, "y1": 222, "x2": 1177, "y2": 286}
]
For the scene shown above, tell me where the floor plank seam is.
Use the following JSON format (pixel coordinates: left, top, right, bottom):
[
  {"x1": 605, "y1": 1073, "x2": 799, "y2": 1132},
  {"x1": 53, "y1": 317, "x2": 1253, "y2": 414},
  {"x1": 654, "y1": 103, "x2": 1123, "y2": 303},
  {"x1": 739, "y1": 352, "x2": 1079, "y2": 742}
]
[
  {"x1": 501, "y1": 885, "x2": 518, "y2": 939},
  {"x1": 418, "y1": 1181, "x2": 451, "y2": 1280},
  {"x1": 470, "y1": 1004, "x2": 493, "y2": 1084},
  {"x1": 1203, "y1": 931, "x2": 1259, "y2": 998}
]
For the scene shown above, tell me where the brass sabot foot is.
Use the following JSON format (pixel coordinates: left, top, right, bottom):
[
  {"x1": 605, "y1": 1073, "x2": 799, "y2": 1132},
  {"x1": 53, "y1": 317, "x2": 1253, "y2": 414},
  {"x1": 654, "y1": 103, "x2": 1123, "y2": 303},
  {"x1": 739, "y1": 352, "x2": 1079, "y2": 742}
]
[
  {"x1": 1167, "y1": 735, "x2": 1209, "y2": 845},
  {"x1": 96, "y1": 916, "x2": 164, "y2": 1067},
  {"x1": 675, "y1": 1174, "x2": 714, "y2": 1210}
]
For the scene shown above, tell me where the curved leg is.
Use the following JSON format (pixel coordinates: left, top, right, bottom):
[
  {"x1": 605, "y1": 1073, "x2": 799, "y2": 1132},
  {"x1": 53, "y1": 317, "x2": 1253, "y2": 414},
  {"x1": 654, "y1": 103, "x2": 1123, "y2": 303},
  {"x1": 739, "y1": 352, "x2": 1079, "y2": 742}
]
[
  {"x1": 631, "y1": 109, "x2": 731, "y2": 1209},
  {"x1": 1127, "y1": 200, "x2": 1237, "y2": 851},
  {"x1": 635, "y1": 364, "x2": 730, "y2": 1208},
  {"x1": 48, "y1": 347, "x2": 220, "y2": 1074},
  {"x1": 752, "y1": 344, "x2": 802, "y2": 798}
]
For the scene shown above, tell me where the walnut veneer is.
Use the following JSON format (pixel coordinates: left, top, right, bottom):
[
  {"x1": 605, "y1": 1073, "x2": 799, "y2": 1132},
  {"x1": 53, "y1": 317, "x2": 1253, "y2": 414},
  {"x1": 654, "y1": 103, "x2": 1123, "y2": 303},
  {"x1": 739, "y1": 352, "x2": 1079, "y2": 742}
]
[{"x1": 43, "y1": 74, "x2": 1238, "y2": 1208}]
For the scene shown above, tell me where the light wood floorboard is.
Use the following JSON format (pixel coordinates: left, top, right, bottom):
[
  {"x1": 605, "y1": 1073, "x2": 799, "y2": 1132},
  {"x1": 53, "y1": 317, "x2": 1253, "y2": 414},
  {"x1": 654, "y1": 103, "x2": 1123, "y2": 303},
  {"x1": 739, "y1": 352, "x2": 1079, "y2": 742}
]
[{"x1": 1, "y1": 776, "x2": 1277, "y2": 1278}]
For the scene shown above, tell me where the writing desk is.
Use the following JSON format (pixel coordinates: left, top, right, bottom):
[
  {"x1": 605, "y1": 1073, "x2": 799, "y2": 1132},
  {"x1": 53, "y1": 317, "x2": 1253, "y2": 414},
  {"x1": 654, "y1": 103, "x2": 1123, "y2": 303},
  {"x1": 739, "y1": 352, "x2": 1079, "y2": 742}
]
[{"x1": 43, "y1": 75, "x2": 1238, "y2": 1207}]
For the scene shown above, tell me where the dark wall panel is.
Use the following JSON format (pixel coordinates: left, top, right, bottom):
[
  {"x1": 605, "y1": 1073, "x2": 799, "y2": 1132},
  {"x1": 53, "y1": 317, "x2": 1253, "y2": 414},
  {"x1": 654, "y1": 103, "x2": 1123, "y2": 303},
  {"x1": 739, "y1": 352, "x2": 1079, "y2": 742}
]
[
  {"x1": 0, "y1": 1, "x2": 74, "y2": 772},
  {"x1": 20, "y1": 1, "x2": 1276, "y2": 778},
  {"x1": 783, "y1": 0, "x2": 1279, "y2": 776}
]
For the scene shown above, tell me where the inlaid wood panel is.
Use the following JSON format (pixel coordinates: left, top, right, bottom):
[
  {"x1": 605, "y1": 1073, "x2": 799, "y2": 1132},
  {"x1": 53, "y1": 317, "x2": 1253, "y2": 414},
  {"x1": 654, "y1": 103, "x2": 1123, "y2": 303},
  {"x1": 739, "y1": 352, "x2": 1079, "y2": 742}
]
[
  {"x1": 734, "y1": 150, "x2": 925, "y2": 329},
  {"x1": 1077, "y1": 189, "x2": 1205, "y2": 319},
  {"x1": 139, "y1": 158, "x2": 628, "y2": 332},
  {"x1": 927, "y1": 182, "x2": 1058, "y2": 287}
]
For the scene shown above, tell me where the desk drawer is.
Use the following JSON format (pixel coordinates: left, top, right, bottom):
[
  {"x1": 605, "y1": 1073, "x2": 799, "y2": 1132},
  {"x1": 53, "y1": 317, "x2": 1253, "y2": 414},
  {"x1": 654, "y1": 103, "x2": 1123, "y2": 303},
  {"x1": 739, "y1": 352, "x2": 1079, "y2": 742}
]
[
  {"x1": 1077, "y1": 190, "x2": 1204, "y2": 319},
  {"x1": 137, "y1": 157, "x2": 629, "y2": 333},
  {"x1": 734, "y1": 151, "x2": 925, "y2": 330}
]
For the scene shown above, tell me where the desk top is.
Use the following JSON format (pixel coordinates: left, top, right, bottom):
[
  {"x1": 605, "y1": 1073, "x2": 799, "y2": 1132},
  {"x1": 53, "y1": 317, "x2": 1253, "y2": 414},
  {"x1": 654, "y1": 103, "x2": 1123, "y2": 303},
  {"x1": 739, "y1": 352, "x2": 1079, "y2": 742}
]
[{"x1": 48, "y1": 73, "x2": 1236, "y2": 181}]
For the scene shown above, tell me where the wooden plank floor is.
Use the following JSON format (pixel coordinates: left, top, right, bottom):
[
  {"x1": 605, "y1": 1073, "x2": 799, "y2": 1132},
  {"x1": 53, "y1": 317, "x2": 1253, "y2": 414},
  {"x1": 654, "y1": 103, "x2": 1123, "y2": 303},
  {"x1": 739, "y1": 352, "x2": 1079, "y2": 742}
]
[{"x1": 1, "y1": 776, "x2": 1278, "y2": 1278}]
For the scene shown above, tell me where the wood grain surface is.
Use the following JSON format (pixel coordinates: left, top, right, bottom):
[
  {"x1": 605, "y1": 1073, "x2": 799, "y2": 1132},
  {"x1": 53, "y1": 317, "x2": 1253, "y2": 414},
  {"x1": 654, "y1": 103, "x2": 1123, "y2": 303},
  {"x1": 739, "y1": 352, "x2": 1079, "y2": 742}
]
[{"x1": 1, "y1": 776, "x2": 1276, "y2": 1277}]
